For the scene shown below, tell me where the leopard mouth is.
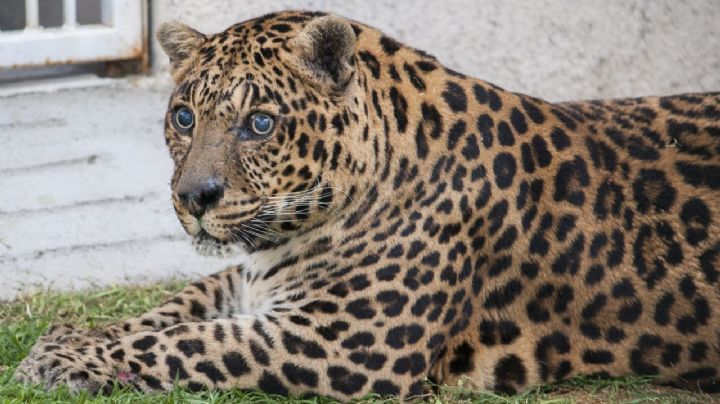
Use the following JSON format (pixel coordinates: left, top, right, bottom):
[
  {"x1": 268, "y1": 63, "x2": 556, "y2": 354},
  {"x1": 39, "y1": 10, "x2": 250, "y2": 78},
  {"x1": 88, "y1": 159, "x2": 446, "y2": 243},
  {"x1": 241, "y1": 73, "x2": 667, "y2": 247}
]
[
  {"x1": 188, "y1": 202, "x2": 266, "y2": 256},
  {"x1": 191, "y1": 211, "x2": 290, "y2": 257},
  {"x1": 186, "y1": 190, "x2": 320, "y2": 257}
]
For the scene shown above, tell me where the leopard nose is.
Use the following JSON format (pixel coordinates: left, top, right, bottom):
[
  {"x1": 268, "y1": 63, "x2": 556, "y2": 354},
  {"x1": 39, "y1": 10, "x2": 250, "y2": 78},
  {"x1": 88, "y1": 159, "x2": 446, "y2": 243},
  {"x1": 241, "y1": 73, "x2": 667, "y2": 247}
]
[{"x1": 177, "y1": 178, "x2": 224, "y2": 218}]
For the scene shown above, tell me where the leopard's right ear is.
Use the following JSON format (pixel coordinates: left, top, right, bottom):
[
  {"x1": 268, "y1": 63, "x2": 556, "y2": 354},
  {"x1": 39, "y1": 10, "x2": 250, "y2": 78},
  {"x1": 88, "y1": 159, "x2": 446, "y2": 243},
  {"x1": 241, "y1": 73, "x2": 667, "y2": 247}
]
[
  {"x1": 156, "y1": 21, "x2": 206, "y2": 76},
  {"x1": 282, "y1": 15, "x2": 357, "y2": 95}
]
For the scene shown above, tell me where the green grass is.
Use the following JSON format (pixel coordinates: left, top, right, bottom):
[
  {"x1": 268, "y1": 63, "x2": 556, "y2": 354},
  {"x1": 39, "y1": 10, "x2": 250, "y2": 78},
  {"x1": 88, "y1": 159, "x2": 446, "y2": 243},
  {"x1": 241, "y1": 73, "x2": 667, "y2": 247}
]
[{"x1": 0, "y1": 283, "x2": 716, "y2": 403}]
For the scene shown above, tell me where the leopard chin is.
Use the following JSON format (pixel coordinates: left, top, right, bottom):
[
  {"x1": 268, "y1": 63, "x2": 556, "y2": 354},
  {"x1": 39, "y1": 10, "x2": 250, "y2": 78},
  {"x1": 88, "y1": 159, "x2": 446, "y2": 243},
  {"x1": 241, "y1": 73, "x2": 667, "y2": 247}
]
[{"x1": 191, "y1": 230, "x2": 248, "y2": 258}]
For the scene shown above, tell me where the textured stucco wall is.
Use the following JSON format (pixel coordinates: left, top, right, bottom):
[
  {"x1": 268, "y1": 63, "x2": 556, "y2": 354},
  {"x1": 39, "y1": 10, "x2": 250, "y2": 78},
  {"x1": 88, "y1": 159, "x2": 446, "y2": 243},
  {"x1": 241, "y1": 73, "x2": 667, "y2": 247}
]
[{"x1": 150, "y1": 0, "x2": 720, "y2": 102}]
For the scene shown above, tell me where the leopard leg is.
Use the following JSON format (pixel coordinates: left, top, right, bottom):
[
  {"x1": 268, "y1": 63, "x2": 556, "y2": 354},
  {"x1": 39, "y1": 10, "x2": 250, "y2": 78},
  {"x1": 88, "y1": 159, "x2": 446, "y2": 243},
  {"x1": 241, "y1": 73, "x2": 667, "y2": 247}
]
[
  {"x1": 41, "y1": 265, "x2": 244, "y2": 343},
  {"x1": 18, "y1": 315, "x2": 430, "y2": 400},
  {"x1": 97, "y1": 265, "x2": 245, "y2": 338}
]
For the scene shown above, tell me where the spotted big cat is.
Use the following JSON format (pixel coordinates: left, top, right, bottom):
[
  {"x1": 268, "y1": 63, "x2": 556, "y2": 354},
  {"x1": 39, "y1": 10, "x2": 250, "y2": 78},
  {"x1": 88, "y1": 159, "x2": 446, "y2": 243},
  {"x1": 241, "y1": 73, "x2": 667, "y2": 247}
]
[{"x1": 16, "y1": 10, "x2": 720, "y2": 399}]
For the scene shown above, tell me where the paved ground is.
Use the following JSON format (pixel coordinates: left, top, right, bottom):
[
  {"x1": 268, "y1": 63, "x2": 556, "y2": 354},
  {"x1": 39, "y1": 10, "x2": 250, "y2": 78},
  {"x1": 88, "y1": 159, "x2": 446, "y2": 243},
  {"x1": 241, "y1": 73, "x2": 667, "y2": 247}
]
[{"x1": 0, "y1": 77, "x2": 235, "y2": 300}]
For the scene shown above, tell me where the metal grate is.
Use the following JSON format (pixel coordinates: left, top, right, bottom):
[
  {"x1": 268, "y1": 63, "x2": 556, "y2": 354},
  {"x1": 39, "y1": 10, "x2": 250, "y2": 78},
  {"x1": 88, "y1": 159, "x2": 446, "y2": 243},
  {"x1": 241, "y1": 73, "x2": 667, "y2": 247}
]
[{"x1": 0, "y1": 0, "x2": 144, "y2": 69}]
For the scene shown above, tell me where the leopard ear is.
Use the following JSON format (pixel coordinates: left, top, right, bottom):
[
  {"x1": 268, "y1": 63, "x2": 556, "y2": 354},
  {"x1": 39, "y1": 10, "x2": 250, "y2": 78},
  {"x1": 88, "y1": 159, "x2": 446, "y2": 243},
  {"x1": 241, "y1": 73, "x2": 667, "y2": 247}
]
[
  {"x1": 156, "y1": 21, "x2": 206, "y2": 73},
  {"x1": 283, "y1": 15, "x2": 357, "y2": 94}
]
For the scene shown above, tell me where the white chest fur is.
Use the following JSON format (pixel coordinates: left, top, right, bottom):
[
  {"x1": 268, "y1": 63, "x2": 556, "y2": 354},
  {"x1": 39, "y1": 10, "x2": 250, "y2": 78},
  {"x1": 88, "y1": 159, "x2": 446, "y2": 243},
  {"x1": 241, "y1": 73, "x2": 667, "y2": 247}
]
[{"x1": 231, "y1": 238, "x2": 301, "y2": 317}]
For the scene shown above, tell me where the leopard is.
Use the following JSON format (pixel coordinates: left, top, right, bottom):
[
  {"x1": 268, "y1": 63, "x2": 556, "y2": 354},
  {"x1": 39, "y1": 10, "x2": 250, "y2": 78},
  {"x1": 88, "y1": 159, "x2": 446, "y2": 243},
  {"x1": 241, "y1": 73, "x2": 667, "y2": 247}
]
[{"x1": 15, "y1": 10, "x2": 720, "y2": 400}]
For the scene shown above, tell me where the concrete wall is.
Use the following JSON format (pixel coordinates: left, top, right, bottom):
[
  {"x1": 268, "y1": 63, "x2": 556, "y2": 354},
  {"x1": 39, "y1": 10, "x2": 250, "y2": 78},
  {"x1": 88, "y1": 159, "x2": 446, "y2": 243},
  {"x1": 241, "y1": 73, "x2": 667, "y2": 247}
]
[{"x1": 150, "y1": 0, "x2": 720, "y2": 102}]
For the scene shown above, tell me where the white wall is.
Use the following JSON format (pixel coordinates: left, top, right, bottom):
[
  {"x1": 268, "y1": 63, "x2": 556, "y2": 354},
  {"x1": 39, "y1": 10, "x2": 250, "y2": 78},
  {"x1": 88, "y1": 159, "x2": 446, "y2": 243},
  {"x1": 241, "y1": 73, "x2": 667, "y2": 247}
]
[{"x1": 150, "y1": 0, "x2": 720, "y2": 102}]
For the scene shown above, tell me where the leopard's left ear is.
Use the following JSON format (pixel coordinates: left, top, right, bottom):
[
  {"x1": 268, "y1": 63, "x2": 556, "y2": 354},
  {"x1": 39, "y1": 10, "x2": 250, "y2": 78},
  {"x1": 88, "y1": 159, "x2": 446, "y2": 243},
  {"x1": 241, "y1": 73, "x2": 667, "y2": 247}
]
[{"x1": 282, "y1": 15, "x2": 357, "y2": 95}]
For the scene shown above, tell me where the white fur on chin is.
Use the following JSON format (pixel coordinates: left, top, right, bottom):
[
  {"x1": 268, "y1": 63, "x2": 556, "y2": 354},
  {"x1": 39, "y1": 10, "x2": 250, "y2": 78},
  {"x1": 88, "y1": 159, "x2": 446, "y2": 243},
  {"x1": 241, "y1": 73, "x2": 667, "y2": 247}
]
[{"x1": 192, "y1": 235, "x2": 246, "y2": 258}]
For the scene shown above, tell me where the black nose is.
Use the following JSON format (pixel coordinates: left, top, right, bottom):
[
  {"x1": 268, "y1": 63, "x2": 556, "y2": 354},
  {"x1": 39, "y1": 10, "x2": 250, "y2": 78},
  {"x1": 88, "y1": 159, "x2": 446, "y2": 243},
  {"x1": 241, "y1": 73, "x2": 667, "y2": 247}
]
[{"x1": 177, "y1": 178, "x2": 224, "y2": 218}]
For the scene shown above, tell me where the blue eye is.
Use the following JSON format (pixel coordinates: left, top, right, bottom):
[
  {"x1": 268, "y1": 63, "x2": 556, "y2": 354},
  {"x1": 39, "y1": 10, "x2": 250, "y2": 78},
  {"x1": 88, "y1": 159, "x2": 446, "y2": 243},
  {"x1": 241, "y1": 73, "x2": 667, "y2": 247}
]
[
  {"x1": 174, "y1": 107, "x2": 194, "y2": 131},
  {"x1": 250, "y1": 113, "x2": 274, "y2": 135}
]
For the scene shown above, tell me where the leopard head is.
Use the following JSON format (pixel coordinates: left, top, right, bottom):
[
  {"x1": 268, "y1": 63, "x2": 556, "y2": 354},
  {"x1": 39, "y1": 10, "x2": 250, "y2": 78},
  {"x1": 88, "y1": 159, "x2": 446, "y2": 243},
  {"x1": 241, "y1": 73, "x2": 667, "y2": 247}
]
[{"x1": 157, "y1": 12, "x2": 372, "y2": 256}]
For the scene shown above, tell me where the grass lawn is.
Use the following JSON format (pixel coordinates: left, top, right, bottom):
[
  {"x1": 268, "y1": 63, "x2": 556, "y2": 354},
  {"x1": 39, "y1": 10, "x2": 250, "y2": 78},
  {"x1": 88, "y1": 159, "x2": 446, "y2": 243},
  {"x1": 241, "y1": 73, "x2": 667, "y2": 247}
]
[{"x1": 0, "y1": 283, "x2": 716, "y2": 403}]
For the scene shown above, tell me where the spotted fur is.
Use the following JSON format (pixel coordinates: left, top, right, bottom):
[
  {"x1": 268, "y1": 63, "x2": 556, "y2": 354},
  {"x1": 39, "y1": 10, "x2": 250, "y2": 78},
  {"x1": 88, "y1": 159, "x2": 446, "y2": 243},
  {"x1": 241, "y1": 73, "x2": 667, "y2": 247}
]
[{"x1": 16, "y1": 11, "x2": 720, "y2": 399}]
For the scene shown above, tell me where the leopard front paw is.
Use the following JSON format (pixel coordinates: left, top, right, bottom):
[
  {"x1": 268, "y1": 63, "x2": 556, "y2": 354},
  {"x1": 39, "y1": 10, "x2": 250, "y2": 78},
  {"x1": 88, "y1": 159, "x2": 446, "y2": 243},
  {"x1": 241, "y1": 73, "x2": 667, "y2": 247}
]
[
  {"x1": 40, "y1": 323, "x2": 124, "y2": 343},
  {"x1": 36, "y1": 324, "x2": 80, "y2": 344},
  {"x1": 15, "y1": 344, "x2": 117, "y2": 393}
]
